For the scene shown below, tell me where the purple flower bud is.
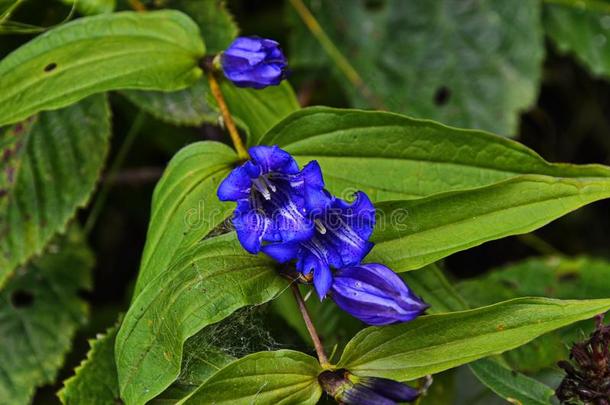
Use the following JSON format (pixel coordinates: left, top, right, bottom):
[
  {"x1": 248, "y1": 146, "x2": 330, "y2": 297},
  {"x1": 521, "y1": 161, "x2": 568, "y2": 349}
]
[
  {"x1": 359, "y1": 376, "x2": 420, "y2": 402},
  {"x1": 221, "y1": 36, "x2": 288, "y2": 89},
  {"x1": 330, "y1": 263, "x2": 428, "y2": 326},
  {"x1": 318, "y1": 369, "x2": 419, "y2": 405}
]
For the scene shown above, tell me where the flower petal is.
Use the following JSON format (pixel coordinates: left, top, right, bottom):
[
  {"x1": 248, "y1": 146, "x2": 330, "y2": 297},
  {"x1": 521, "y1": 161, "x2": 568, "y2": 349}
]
[
  {"x1": 249, "y1": 145, "x2": 299, "y2": 174},
  {"x1": 317, "y1": 191, "x2": 376, "y2": 267},
  {"x1": 257, "y1": 177, "x2": 314, "y2": 243},
  {"x1": 217, "y1": 161, "x2": 260, "y2": 201},
  {"x1": 331, "y1": 263, "x2": 428, "y2": 325},
  {"x1": 313, "y1": 262, "x2": 333, "y2": 299},
  {"x1": 232, "y1": 200, "x2": 268, "y2": 254},
  {"x1": 261, "y1": 241, "x2": 300, "y2": 263},
  {"x1": 300, "y1": 160, "x2": 330, "y2": 214}
]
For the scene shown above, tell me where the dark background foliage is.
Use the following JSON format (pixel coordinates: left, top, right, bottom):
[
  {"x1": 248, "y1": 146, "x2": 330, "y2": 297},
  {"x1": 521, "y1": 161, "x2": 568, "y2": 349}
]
[{"x1": 2, "y1": 0, "x2": 610, "y2": 403}]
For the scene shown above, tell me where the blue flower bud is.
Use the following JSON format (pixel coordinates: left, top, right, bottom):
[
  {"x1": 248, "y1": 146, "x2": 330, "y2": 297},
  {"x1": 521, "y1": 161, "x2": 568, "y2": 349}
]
[
  {"x1": 358, "y1": 376, "x2": 420, "y2": 402},
  {"x1": 221, "y1": 36, "x2": 288, "y2": 89},
  {"x1": 318, "y1": 369, "x2": 419, "y2": 405},
  {"x1": 330, "y1": 263, "x2": 429, "y2": 325}
]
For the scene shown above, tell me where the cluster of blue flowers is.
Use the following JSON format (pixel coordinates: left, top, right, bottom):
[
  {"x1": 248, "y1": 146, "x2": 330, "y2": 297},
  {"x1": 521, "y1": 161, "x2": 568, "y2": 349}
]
[
  {"x1": 217, "y1": 145, "x2": 428, "y2": 325},
  {"x1": 216, "y1": 35, "x2": 424, "y2": 404}
]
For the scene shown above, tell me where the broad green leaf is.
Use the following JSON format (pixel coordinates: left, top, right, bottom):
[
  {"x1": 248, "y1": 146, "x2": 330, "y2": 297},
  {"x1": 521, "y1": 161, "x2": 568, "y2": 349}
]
[
  {"x1": 58, "y1": 323, "x2": 120, "y2": 405},
  {"x1": 116, "y1": 233, "x2": 287, "y2": 405},
  {"x1": 180, "y1": 350, "x2": 322, "y2": 405},
  {"x1": 289, "y1": 0, "x2": 543, "y2": 135},
  {"x1": 0, "y1": 94, "x2": 110, "y2": 287},
  {"x1": 338, "y1": 297, "x2": 610, "y2": 381},
  {"x1": 122, "y1": 0, "x2": 238, "y2": 126},
  {"x1": 132, "y1": 141, "x2": 236, "y2": 298},
  {"x1": 61, "y1": 0, "x2": 115, "y2": 15},
  {"x1": 164, "y1": 0, "x2": 238, "y2": 54},
  {"x1": 369, "y1": 175, "x2": 610, "y2": 271},
  {"x1": 153, "y1": 345, "x2": 234, "y2": 404},
  {"x1": 0, "y1": 10, "x2": 204, "y2": 126},
  {"x1": 260, "y1": 107, "x2": 610, "y2": 201},
  {"x1": 469, "y1": 358, "x2": 554, "y2": 405},
  {"x1": 457, "y1": 256, "x2": 610, "y2": 372},
  {"x1": 122, "y1": 80, "x2": 217, "y2": 127},
  {"x1": 123, "y1": 70, "x2": 299, "y2": 134},
  {"x1": 457, "y1": 256, "x2": 610, "y2": 308},
  {"x1": 0, "y1": 230, "x2": 92, "y2": 404},
  {"x1": 400, "y1": 266, "x2": 551, "y2": 404},
  {"x1": 544, "y1": 1, "x2": 610, "y2": 78}
]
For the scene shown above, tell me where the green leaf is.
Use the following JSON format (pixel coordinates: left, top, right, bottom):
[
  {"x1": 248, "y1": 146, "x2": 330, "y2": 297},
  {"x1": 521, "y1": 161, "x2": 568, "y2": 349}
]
[
  {"x1": 0, "y1": 10, "x2": 204, "y2": 126},
  {"x1": 401, "y1": 264, "x2": 468, "y2": 313},
  {"x1": 369, "y1": 176, "x2": 610, "y2": 271},
  {"x1": 0, "y1": 230, "x2": 93, "y2": 404},
  {"x1": 121, "y1": 79, "x2": 217, "y2": 127},
  {"x1": 469, "y1": 358, "x2": 554, "y2": 405},
  {"x1": 289, "y1": 0, "x2": 543, "y2": 135},
  {"x1": 121, "y1": 0, "x2": 238, "y2": 126},
  {"x1": 218, "y1": 81, "x2": 300, "y2": 147},
  {"x1": 400, "y1": 265, "x2": 551, "y2": 404},
  {"x1": 260, "y1": 107, "x2": 610, "y2": 201},
  {"x1": 132, "y1": 141, "x2": 236, "y2": 298},
  {"x1": 457, "y1": 256, "x2": 610, "y2": 372},
  {"x1": 337, "y1": 297, "x2": 610, "y2": 381},
  {"x1": 115, "y1": 233, "x2": 287, "y2": 405},
  {"x1": 58, "y1": 323, "x2": 120, "y2": 405},
  {"x1": 164, "y1": 0, "x2": 238, "y2": 54},
  {"x1": 61, "y1": 0, "x2": 115, "y2": 15},
  {"x1": 457, "y1": 256, "x2": 610, "y2": 308},
  {"x1": 153, "y1": 345, "x2": 234, "y2": 404},
  {"x1": 0, "y1": 94, "x2": 110, "y2": 287},
  {"x1": 544, "y1": 1, "x2": 610, "y2": 78},
  {"x1": 180, "y1": 350, "x2": 322, "y2": 405}
]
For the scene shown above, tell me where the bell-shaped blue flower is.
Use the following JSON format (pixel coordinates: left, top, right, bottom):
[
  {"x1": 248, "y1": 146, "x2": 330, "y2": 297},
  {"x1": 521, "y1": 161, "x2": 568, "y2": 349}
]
[
  {"x1": 221, "y1": 36, "x2": 288, "y2": 89},
  {"x1": 262, "y1": 169, "x2": 376, "y2": 299},
  {"x1": 218, "y1": 145, "x2": 322, "y2": 254},
  {"x1": 330, "y1": 263, "x2": 429, "y2": 325}
]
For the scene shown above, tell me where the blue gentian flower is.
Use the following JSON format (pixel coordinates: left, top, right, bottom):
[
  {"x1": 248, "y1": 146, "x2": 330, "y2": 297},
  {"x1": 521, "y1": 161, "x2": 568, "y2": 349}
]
[
  {"x1": 262, "y1": 178, "x2": 376, "y2": 299},
  {"x1": 221, "y1": 36, "x2": 288, "y2": 89},
  {"x1": 218, "y1": 145, "x2": 323, "y2": 254},
  {"x1": 330, "y1": 263, "x2": 429, "y2": 325}
]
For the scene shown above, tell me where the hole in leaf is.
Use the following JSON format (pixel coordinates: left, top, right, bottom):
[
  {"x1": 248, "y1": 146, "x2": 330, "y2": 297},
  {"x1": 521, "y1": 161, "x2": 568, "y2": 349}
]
[
  {"x1": 363, "y1": 0, "x2": 385, "y2": 11},
  {"x1": 434, "y1": 86, "x2": 451, "y2": 106},
  {"x1": 11, "y1": 290, "x2": 34, "y2": 308},
  {"x1": 44, "y1": 63, "x2": 57, "y2": 72}
]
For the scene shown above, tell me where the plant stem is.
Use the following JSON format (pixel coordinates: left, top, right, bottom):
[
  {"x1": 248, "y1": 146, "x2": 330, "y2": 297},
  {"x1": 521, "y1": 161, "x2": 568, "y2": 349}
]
[
  {"x1": 0, "y1": 0, "x2": 26, "y2": 25},
  {"x1": 289, "y1": 0, "x2": 385, "y2": 110},
  {"x1": 207, "y1": 72, "x2": 249, "y2": 160},
  {"x1": 84, "y1": 111, "x2": 145, "y2": 236},
  {"x1": 518, "y1": 233, "x2": 561, "y2": 256},
  {"x1": 290, "y1": 282, "x2": 329, "y2": 367}
]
